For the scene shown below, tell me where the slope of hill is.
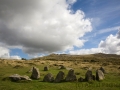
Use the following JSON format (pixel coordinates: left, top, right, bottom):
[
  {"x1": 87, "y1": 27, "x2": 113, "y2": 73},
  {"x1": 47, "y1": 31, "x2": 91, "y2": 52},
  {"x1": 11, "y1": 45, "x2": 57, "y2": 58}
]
[{"x1": 32, "y1": 53, "x2": 120, "y2": 63}]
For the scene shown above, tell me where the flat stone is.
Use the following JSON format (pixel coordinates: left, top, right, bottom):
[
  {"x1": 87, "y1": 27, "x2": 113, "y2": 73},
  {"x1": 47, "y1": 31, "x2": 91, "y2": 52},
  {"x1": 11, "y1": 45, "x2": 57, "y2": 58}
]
[
  {"x1": 9, "y1": 74, "x2": 21, "y2": 82},
  {"x1": 21, "y1": 75, "x2": 31, "y2": 81},
  {"x1": 9, "y1": 74, "x2": 31, "y2": 82}
]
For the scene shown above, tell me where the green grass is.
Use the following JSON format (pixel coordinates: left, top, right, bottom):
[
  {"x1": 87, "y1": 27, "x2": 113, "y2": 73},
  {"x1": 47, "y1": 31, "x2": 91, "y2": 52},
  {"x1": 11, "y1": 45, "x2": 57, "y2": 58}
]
[{"x1": 0, "y1": 64, "x2": 120, "y2": 90}]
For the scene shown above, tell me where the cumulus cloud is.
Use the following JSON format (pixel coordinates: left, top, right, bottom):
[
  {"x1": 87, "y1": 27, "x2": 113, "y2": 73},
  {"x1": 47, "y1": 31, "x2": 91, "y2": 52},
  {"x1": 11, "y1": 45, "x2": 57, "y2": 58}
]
[
  {"x1": 0, "y1": 46, "x2": 9, "y2": 57},
  {"x1": 99, "y1": 30, "x2": 120, "y2": 54},
  {"x1": 0, "y1": 46, "x2": 21, "y2": 59},
  {"x1": 70, "y1": 30, "x2": 120, "y2": 55},
  {"x1": 0, "y1": 0, "x2": 92, "y2": 55}
]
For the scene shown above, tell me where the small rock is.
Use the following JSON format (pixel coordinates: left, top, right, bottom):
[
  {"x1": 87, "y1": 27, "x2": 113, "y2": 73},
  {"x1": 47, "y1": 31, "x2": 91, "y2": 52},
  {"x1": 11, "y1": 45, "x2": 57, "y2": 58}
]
[
  {"x1": 54, "y1": 71, "x2": 65, "y2": 83},
  {"x1": 43, "y1": 73, "x2": 54, "y2": 82},
  {"x1": 78, "y1": 77, "x2": 84, "y2": 82},
  {"x1": 31, "y1": 67, "x2": 40, "y2": 79},
  {"x1": 44, "y1": 66, "x2": 49, "y2": 71},
  {"x1": 65, "y1": 69, "x2": 77, "y2": 82},
  {"x1": 59, "y1": 65, "x2": 66, "y2": 69},
  {"x1": 96, "y1": 69, "x2": 105, "y2": 81}
]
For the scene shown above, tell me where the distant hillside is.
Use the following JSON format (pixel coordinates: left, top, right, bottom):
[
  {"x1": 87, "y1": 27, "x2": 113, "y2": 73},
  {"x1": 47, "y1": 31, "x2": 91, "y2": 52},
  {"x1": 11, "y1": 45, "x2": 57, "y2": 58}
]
[{"x1": 32, "y1": 53, "x2": 120, "y2": 62}]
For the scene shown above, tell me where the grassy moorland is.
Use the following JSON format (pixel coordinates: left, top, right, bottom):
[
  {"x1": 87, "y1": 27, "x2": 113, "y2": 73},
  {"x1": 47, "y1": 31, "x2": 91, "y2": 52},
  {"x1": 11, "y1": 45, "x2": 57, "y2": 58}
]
[{"x1": 0, "y1": 53, "x2": 120, "y2": 90}]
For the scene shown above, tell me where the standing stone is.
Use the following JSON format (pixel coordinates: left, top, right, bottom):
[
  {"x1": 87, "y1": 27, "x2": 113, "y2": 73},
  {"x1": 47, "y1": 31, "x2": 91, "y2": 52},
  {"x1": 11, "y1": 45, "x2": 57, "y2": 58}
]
[
  {"x1": 96, "y1": 69, "x2": 105, "y2": 81},
  {"x1": 54, "y1": 71, "x2": 65, "y2": 83},
  {"x1": 78, "y1": 77, "x2": 84, "y2": 82},
  {"x1": 31, "y1": 67, "x2": 40, "y2": 79},
  {"x1": 44, "y1": 66, "x2": 49, "y2": 71},
  {"x1": 85, "y1": 70, "x2": 93, "y2": 81},
  {"x1": 43, "y1": 73, "x2": 54, "y2": 82},
  {"x1": 100, "y1": 67, "x2": 105, "y2": 73},
  {"x1": 65, "y1": 69, "x2": 77, "y2": 82}
]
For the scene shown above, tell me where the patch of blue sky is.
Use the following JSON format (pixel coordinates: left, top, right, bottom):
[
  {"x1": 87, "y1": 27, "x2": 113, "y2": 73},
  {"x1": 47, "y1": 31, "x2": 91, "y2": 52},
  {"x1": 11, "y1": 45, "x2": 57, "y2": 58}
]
[{"x1": 10, "y1": 48, "x2": 29, "y2": 59}]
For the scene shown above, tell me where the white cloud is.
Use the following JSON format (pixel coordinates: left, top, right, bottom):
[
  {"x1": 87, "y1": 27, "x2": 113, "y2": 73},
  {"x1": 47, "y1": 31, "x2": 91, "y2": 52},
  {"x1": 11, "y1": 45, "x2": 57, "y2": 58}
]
[
  {"x1": 9, "y1": 55, "x2": 21, "y2": 60},
  {"x1": 97, "y1": 26, "x2": 120, "y2": 34},
  {"x1": 69, "y1": 30, "x2": 120, "y2": 55},
  {"x1": 99, "y1": 30, "x2": 120, "y2": 54},
  {"x1": 69, "y1": 48, "x2": 102, "y2": 55},
  {"x1": 0, "y1": 46, "x2": 9, "y2": 57},
  {"x1": 0, "y1": 46, "x2": 21, "y2": 59},
  {"x1": 0, "y1": 0, "x2": 92, "y2": 55}
]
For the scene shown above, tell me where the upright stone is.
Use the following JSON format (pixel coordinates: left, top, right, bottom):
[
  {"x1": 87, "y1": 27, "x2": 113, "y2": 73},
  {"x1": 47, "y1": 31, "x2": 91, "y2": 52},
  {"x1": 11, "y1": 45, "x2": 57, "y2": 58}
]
[
  {"x1": 65, "y1": 69, "x2": 77, "y2": 82},
  {"x1": 31, "y1": 67, "x2": 40, "y2": 79},
  {"x1": 96, "y1": 69, "x2": 105, "y2": 81},
  {"x1": 54, "y1": 71, "x2": 65, "y2": 83},
  {"x1": 85, "y1": 70, "x2": 93, "y2": 81},
  {"x1": 43, "y1": 73, "x2": 54, "y2": 82}
]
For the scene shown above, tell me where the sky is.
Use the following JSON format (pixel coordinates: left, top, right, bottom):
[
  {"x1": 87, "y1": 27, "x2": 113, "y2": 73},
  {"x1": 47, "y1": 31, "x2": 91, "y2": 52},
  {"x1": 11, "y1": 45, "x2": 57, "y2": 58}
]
[{"x1": 0, "y1": 0, "x2": 120, "y2": 59}]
